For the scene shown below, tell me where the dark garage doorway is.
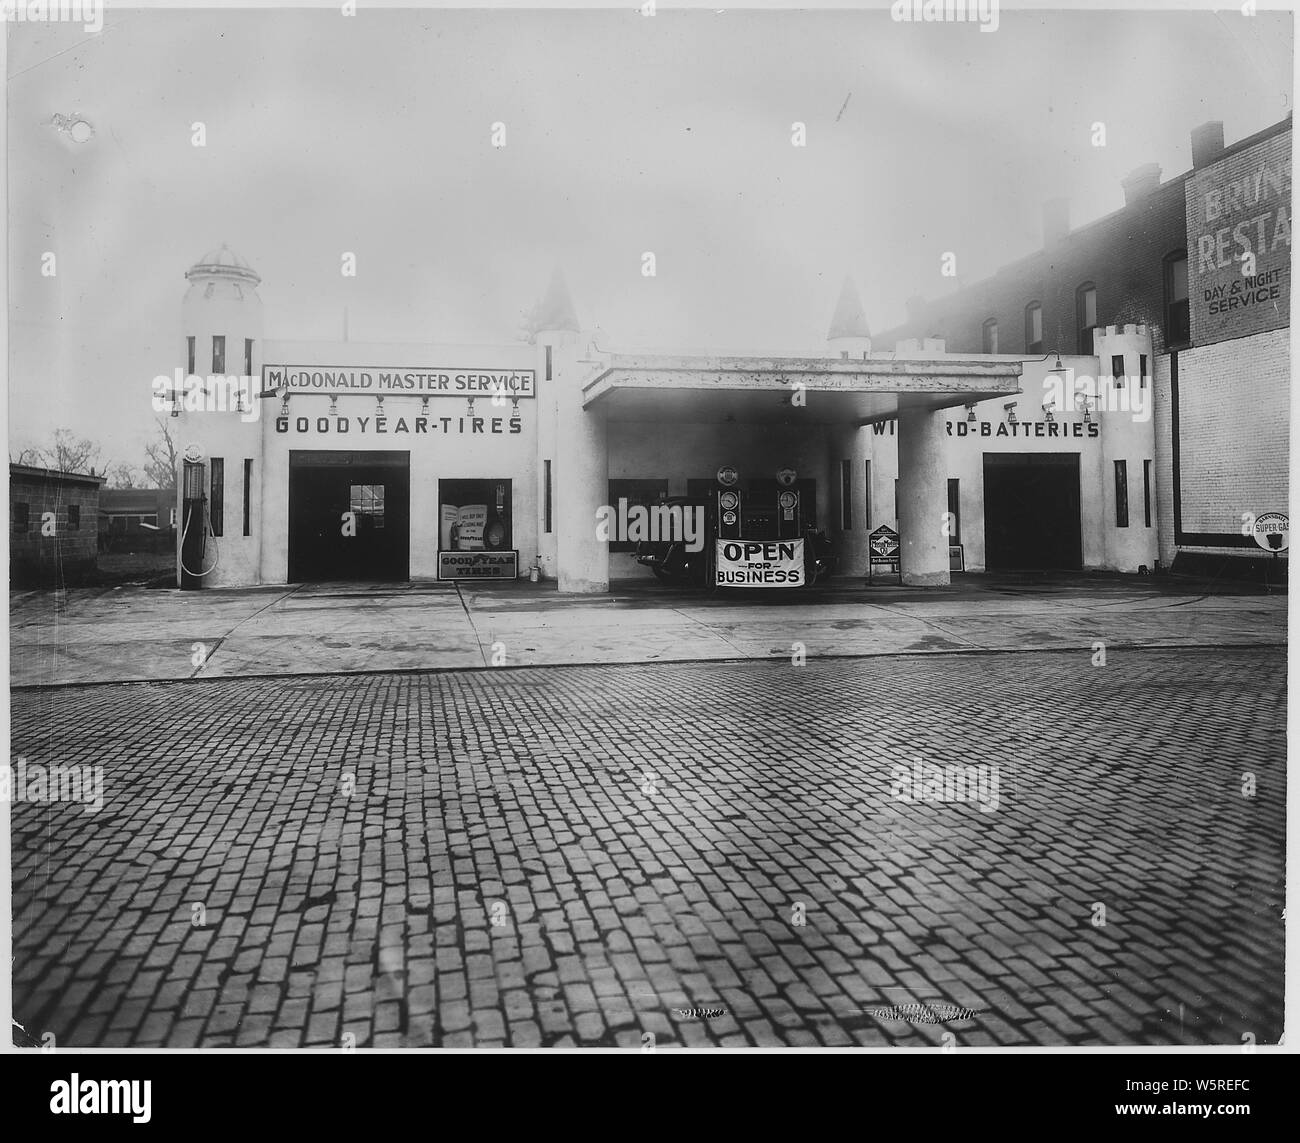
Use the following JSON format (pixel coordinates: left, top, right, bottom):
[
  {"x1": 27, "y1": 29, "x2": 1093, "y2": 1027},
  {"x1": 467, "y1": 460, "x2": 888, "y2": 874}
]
[
  {"x1": 289, "y1": 451, "x2": 410, "y2": 582},
  {"x1": 982, "y1": 453, "x2": 1082, "y2": 570}
]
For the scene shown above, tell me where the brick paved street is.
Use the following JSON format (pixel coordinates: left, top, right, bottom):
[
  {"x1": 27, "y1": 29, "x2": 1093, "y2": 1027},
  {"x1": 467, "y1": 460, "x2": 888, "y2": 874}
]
[{"x1": 10, "y1": 647, "x2": 1285, "y2": 1048}]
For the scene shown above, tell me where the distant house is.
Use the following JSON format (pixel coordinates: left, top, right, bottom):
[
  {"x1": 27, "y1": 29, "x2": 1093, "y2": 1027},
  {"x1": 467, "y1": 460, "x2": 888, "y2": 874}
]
[
  {"x1": 9, "y1": 464, "x2": 106, "y2": 586},
  {"x1": 99, "y1": 488, "x2": 177, "y2": 552}
]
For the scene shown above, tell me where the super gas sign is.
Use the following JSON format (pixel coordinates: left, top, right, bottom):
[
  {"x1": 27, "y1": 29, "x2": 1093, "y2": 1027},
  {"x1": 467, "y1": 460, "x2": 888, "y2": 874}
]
[{"x1": 1186, "y1": 132, "x2": 1291, "y2": 345}]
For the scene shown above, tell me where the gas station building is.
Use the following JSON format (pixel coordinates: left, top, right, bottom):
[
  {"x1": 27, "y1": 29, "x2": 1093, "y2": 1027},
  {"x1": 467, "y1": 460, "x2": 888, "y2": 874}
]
[{"x1": 169, "y1": 242, "x2": 1188, "y2": 591}]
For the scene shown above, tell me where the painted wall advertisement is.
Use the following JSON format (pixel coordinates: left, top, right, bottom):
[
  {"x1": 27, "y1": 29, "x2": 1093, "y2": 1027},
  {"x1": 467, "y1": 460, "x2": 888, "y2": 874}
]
[{"x1": 1186, "y1": 133, "x2": 1291, "y2": 345}]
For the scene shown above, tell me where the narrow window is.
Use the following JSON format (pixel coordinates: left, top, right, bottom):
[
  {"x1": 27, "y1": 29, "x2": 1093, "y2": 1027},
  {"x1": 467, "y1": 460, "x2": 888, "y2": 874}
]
[
  {"x1": 243, "y1": 459, "x2": 253, "y2": 537},
  {"x1": 1025, "y1": 303, "x2": 1043, "y2": 354},
  {"x1": 544, "y1": 345, "x2": 553, "y2": 382},
  {"x1": 946, "y1": 479, "x2": 960, "y2": 543},
  {"x1": 186, "y1": 336, "x2": 196, "y2": 375},
  {"x1": 893, "y1": 478, "x2": 899, "y2": 525},
  {"x1": 864, "y1": 460, "x2": 871, "y2": 531},
  {"x1": 212, "y1": 335, "x2": 225, "y2": 375},
  {"x1": 13, "y1": 503, "x2": 29, "y2": 533},
  {"x1": 68, "y1": 505, "x2": 80, "y2": 531},
  {"x1": 1076, "y1": 283, "x2": 1097, "y2": 355},
  {"x1": 1114, "y1": 460, "x2": 1129, "y2": 528},
  {"x1": 840, "y1": 459, "x2": 852, "y2": 530},
  {"x1": 1111, "y1": 355, "x2": 1126, "y2": 386},
  {"x1": 1143, "y1": 460, "x2": 1152, "y2": 528},
  {"x1": 244, "y1": 338, "x2": 254, "y2": 376},
  {"x1": 982, "y1": 318, "x2": 998, "y2": 354},
  {"x1": 210, "y1": 457, "x2": 225, "y2": 537},
  {"x1": 544, "y1": 459, "x2": 553, "y2": 534},
  {"x1": 1139, "y1": 354, "x2": 1149, "y2": 389},
  {"x1": 1164, "y1": 250, "x2": 1189, "y2": 346}
]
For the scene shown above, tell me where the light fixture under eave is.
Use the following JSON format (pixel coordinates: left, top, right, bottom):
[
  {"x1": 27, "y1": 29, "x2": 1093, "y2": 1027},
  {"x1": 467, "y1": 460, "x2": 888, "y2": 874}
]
[
  {"x1": 421, "y1": 396, "x2": 430, "y2": 415},
  {"x1": 1004, "y1": 401, "x2": 1018, "y2": 424},
  {"x1": 329, "y1": 397, "x2": 339, "y2": 417},
  {"x1": 965, "y1": 403, "x2": 977, "y2": 422}
]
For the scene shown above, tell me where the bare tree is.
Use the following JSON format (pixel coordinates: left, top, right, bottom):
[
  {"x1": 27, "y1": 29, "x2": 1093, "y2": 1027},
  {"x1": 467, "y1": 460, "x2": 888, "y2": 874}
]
[
  {"x1": 143, "y1": 416, "x2": 179, "y2": 490},
  {"x1": 13, "y1": 429, "x2": 103, "y2": 475},
  {"x1": 107, "y1": 462, "x2": 143, "y2": 489}
]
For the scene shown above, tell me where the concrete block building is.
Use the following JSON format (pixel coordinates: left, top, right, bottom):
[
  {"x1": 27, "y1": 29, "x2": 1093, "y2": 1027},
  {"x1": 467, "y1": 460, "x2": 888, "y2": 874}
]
[{"x1": 9, "y1": 464, "x2": 105, "y2": 586}]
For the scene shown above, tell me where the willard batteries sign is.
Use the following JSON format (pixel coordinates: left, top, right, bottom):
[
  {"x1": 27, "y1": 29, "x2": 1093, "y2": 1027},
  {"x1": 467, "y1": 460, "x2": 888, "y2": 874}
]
[{"x1": 716, "y1": 540, "x2": 805, "y2": 587}]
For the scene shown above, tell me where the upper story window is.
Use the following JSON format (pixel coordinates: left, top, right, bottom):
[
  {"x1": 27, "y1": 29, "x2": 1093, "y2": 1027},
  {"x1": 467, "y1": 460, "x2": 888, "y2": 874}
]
[
  {"x1": 244, "y1": 338, "x2": 254, "y2": 376},
  {"x1": 1164, "y1": 250, "x2": 1190, "y2": 347},
  {"x1": 1076, "y1": 283, "x2": 1097, "y2": 355},
  {"x1": 186, "y1": 336, "x2": 195, "y2": 375},
  {"x1": 1025, "y1": 303, "x2": 1043, "y2": 354},
  {"x1": 212, "y1": 335, "x2": 226, "y2": 374},
  {"x1": 981, "y1": 318, "x2": 998, "y2": 354}
]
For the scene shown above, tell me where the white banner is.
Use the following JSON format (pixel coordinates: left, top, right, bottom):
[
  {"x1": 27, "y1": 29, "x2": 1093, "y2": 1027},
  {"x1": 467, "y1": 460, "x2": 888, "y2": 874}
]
[{"x1": 716, "y1": 539, "x2": 805, "y2": 587}]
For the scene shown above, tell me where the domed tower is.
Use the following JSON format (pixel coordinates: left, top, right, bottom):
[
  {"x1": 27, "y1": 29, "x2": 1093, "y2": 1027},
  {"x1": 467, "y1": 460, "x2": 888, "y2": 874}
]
[
  {"x1": 175, "y1": 244, "x2": 264, "y2": 588},
  {"x1": 826, "y1": 275, "x2": 872, "y2": 360}
]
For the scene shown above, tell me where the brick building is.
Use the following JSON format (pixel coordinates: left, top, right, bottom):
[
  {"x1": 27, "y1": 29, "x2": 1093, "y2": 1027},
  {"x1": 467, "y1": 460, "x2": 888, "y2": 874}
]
[
  {"x1": 9, "y1": 464, "x2": 105, "y2": 586},
  {"x1": 876, "y1": 115, "x2": 1291, "y2": 579},
  {"x1": 99, "y1": 488, "x2": 177, "y2": 552}
]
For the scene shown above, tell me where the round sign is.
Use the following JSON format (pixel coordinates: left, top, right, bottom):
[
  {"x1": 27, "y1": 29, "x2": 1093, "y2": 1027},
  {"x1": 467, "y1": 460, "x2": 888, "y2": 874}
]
[
  {"x1": 716, "y1": 465, "x2": 739, "y2": 487},
  {"x1": 183, "y1": 443, "x2": 204, "y2": 463},
  {"x1": 719, "y1": 490, "x2": 739, "y2": 511},
  {"x1": 1251, "y1": 511, "x2": 1289, "y2": 552},
  {"x1": 778, "y1": 491, "x2": 797, "y2": 510},
  {"x1": 722, "y1": 511, "x2": 738, "y2": 526},
  {"x1": 776, "y1": 467, "x2": 797, "y2": 487}
]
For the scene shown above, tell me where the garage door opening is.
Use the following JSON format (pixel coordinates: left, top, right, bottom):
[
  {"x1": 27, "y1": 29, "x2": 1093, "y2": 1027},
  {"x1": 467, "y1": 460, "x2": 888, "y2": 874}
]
[
  {"x1": 982, "y1": 453, "x2": 1082, "y2": 571},
  {"x1": 288, "y1": 451, "x2": 410, "y2": 582}
]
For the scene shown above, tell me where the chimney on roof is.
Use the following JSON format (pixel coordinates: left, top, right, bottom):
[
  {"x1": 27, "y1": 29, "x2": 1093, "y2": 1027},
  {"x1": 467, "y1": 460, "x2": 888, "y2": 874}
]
[
  {"x1": 1121, "y1": 163, "x2": 1162, "y2": 206},
  {"x1": 1042, "y1": 197, "x2": 1070, "y2": 247},
  {"x1": 1191, "y1": 121, "x2": 1225, "y2": 169}
]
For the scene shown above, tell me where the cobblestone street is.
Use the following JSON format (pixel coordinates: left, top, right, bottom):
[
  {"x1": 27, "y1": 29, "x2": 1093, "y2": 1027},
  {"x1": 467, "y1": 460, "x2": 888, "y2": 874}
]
[{"x1": 11, "y1": 647, "x2": 1286, "y2": 1048}]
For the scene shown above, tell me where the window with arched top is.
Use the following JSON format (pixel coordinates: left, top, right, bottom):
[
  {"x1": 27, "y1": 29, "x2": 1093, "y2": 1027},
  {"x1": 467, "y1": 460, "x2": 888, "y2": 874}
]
[
  {"x1": 1024, "y1": 302, "x2": 1043, "y2": 354},
  {"x1": 1076, "y1": 283, "x2": 1097, "y2": 355},
  {"x1": 982, "y1": 318, "x2": 998, "y2": 354},
  {"x1": 1164, "y1": 250, "x2": 1189, "y2": 347}
]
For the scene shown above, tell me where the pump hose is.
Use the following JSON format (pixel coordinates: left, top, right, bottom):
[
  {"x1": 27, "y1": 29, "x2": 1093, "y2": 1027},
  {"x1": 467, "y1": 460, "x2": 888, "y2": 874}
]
[{"x1": 179, "y1": 504, "x2": 221, "y2": 578}]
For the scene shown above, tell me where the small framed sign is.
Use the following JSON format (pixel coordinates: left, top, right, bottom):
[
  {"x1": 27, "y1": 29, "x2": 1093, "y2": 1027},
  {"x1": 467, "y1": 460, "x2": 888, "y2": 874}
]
[{"x1": 868, "y1": 525, "x2": 901, "y2": 584}]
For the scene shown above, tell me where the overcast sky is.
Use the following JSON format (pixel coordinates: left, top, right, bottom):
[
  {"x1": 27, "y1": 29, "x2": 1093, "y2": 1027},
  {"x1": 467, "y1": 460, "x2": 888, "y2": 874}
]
[{"x1": 6, "y1": 4, "x2": 1293, "y2": 472}]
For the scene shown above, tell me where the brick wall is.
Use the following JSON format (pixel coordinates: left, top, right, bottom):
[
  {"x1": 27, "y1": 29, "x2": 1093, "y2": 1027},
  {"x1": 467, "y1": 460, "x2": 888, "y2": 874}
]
[
  {"x1": 1175, "y1": 328, "x2": 1290, "y2": 536},
  {"x1": 10, "y1": 473, "x2": 101, "y2": 585},
  {"x1": 876, "y1": 178, "x2": 1190, "y2": 358}
]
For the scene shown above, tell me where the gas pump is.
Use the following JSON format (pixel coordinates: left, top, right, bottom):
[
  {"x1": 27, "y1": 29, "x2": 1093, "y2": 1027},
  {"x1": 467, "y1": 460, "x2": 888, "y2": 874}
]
[
  {"x1": 180, "y1": 456, "x2": 208, "y2": 590},
  {"x1": 776, "y1": 467, "x2": 801, "y2": 539}
]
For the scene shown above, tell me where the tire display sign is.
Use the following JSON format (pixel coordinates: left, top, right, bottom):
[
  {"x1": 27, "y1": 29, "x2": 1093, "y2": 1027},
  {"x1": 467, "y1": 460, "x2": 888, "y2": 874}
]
[
  {"x1": 715, "y1": 539, "x2": 805, "y2": 587},
  {"x1": 437, "y1": 550, "x2": 519, "y2": 580},
  {"x1": 1250, "y1": 512, "x2": 1289, "y2": 552}
]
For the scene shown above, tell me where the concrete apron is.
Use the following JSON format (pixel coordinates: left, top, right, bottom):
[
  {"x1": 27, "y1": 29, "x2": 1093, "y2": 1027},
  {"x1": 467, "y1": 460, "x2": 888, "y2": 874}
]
[{"x1": 8, "y1": 579, "x2": 1287, "y2": 687}]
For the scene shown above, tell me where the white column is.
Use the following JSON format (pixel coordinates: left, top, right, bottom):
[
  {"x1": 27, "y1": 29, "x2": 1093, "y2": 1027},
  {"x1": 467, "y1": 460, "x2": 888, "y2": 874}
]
[
  {"x1": 555, "y1": 351, "x2": 609, "y2": 593},
  {"x1": 897, "y1": 405, "x2": 950, "y2": 586}
]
